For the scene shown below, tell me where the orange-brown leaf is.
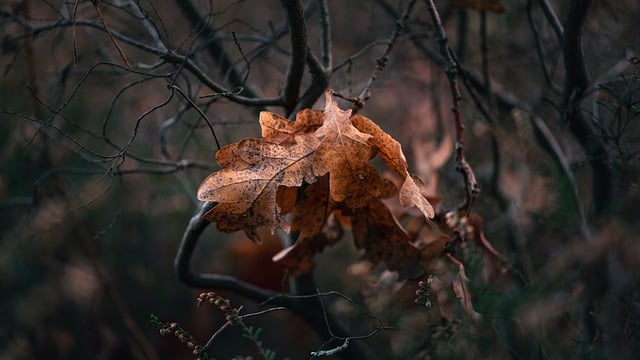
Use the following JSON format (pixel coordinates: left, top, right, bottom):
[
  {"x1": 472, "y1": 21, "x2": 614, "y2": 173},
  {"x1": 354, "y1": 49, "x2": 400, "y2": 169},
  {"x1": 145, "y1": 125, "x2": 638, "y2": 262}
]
[
  {"x1": 399, "y1": 174, "x2": 435, "y2": 219},
  {"x1": 197, "y1": 135, "x2": 318, "y2": 243},
  {"x1": 448, "y1": 254, "x2": 481, "y2": 320},
  {"x1": 259, "y1": 109, "x2": 323, "y2": 145},
  {"x1": 276, "y1": 186, "x2": 298, "y2": 215},
  {"x1": 312, "y1": 91, "x2": 387, "y2": 208},
  {"x1": 352, "y1": 200, "x2": 424, "y2": 279},
  {"x1": 352, "y1": 115, "x2": 407, "y2": 175},
  {"x1": 272, "y1": 213, "x2": 343, "y2": 275},
  {"x1": 352, "y1": 115, "x2": 435, "y2": 219},
  {"x1": 273, "y1": 176, "x2": 343, "y2": 274}
]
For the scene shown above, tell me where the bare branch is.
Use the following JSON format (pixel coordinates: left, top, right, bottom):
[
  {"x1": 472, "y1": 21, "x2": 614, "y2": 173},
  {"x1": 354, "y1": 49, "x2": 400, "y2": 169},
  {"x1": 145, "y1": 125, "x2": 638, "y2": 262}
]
[
  {"x1": 281, "y1": 0, "x2": 308, "y2": 115},
  {"x1": 352, "y1": 0, "x2": 417, "y2": 112},
  {"x1": 292, "y1": 50, "x2": 330, "y2": 114},
  {"x1": 318, "y1": 0, "x2": 332, "y2": 70},
  {"x1": 527, "y1": 0, "x2": 555, "y2": 90},
  {"x1": 169, "y1": 84, "x2": 221, "y2": 150},
  {"x1": 424, "y1": 0, "x2": 479, "y2": 215},
  {"x1": 174, "y1": 201, "x2": 286, "y2": 302},
  {"x1": 173, "y1": 0, "x2": 260, "y2": 99},
  {"x1": 539, "y1": 0, "x2": 564, "y2": 43},
  {"x1": 161, "y1": 51, "x2": 282, "y2": 106},
  {"x1": 175, "y1": 203, "x2": 379, "y2": 359}
]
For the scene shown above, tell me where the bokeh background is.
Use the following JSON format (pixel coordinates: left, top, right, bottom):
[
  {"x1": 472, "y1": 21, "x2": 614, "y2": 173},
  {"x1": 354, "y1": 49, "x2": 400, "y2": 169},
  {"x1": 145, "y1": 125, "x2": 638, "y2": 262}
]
[{"x1": 1, "y1": 0, "x2": 639, "y2": 358}]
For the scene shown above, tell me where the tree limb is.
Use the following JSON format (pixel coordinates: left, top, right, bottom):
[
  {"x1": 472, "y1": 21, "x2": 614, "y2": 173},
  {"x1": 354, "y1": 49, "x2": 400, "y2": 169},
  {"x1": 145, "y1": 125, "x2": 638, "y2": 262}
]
[
  {"x1": 175, "y1": 201, "x2": 378, "y2": 359},
  {"x1": 281, "y1": 0, "x2": 308, "y2": 115}
]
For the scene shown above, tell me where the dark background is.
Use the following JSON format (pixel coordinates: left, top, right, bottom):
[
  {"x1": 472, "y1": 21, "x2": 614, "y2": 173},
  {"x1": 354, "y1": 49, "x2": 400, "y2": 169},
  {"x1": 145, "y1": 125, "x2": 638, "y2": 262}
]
[{"x1": 1, "y1": 0, "x2": 638, "y2": 358}]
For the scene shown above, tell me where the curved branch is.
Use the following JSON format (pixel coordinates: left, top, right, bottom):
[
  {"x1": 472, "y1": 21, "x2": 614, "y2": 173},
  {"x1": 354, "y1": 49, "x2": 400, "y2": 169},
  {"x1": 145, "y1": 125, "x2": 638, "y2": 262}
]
[
  {"x1": 175, "y1": 201, "x2": 287, "y2": 303},
  {"x1": 175, "y1": 202, "x2": 379, "y2": 359}
]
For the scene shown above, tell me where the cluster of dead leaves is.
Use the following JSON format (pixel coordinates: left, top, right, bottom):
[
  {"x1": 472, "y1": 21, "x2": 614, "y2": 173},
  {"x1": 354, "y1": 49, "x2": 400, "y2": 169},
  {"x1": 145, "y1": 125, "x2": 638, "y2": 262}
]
[
  {"x1": 198, "y1": 90, "x2": 509, "y2": 322},
  {"x1": 198, "y1": 90, "x2": 436, "y2": 278}
]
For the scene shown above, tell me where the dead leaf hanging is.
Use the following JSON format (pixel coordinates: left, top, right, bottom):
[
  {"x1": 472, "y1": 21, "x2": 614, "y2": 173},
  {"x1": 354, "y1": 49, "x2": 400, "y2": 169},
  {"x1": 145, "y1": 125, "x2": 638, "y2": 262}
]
[
  {"x1": 197, "y1": 135, "x2": 318, "y2": 243},
  {"x1": 312, "y1": 92, "x2": 388, "y2": 208},
  {"x1": 352, "y1": 115, "x2": 435, "y2": 219}
]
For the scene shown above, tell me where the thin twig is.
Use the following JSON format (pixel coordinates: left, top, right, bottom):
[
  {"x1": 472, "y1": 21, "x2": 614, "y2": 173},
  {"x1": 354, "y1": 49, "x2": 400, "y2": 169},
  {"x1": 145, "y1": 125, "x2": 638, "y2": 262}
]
[
  {"x1": 169, "y1": 84, "x2": 221, "y2": 150},
  {"x1": 127, "y1": 0, "x2": 167, "y2": 52},
  {"x1": 527, "y1": 0, "x2": 555, "y2": 89},
  {"x1": 539, "y1": 0, "x2": 564, "y2": 43},
  {"x1": 424, "y1": 0, "x2": 479, "y2": 215},
  {"x1": 353, "y1": 0, "x2": 417, "y2": 112},
  {"x1": 91, "y1": 1, "x2": 132, "y2": 68},
  {"x1": 231, "y1": 31, "x2": 250, "y2": 86},
  {"x1": 173, "y1": 0, "x2": 260, "y2": 98}
]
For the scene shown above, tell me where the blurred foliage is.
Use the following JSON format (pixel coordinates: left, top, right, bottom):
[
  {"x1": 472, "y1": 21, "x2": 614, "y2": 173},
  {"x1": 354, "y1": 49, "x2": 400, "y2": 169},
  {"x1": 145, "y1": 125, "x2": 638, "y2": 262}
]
[{"x1": 1, "y1": 0, "x2": 639, "y2": 359}]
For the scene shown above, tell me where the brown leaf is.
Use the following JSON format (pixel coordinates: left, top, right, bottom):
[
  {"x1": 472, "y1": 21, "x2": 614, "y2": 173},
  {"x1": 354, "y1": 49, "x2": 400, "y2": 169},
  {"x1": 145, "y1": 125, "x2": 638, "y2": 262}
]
[
  {"x1": 197, "y1": 135, "x2": 318, "y2": 243},
  {"x1": 352, "y1": 200, "x2": 424, "y2": 279},
  {"x1": 399, "y1": 174, "x2": 435, "y2": 219},
  {"x1": 259, "y1": 109, "x2": 323, "y2": 145},
  {"x1": 352, "y1": 115, "x2": 435, "y2": 219},
  {"x1": 273, "y1": 212, "x2": 344, "y2": 275},
  {"x1": 273, "y1": 178, "x2": 344, "y2": 274},
  {"x1": 312, "y1": 91, "x2": 387, "y2": 208},
  {"x1": 421, "y1": 235, "x2": 449, "y2": 264},
  {"x1": 448, "y1": 254, "x2": 481, "y2": 320},
  {"x1": 467, "y1": 213, "x2": 507, "y2": 283},
  {"x1": 351, "y1": 115, "x2": 406, "y2": 175},
  {"x1": 276, "y1": 186, "x2": 298, "y2": 215}
]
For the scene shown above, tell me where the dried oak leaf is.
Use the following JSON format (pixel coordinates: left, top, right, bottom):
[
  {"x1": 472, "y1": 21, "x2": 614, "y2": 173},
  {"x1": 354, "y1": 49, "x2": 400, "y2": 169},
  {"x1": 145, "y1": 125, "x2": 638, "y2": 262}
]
[
  {"x1": 352, "y1": 115, "x2": 435, "y2": 219},
  {"x1": 197, "y1": 135, "x2": 318, "y2": 243},
  {"x1": 352, "y1": 200, "x2": 424, "y2": 279},
  {"x1": 312, "y1": 92, "x2": 388, "y2": 208},
  {"x1": 259, "y1": 109, "x2": 323, "y2": 145},
  {"x1": 272, "y1": 176, "x2": 344, "y2": 274}
]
